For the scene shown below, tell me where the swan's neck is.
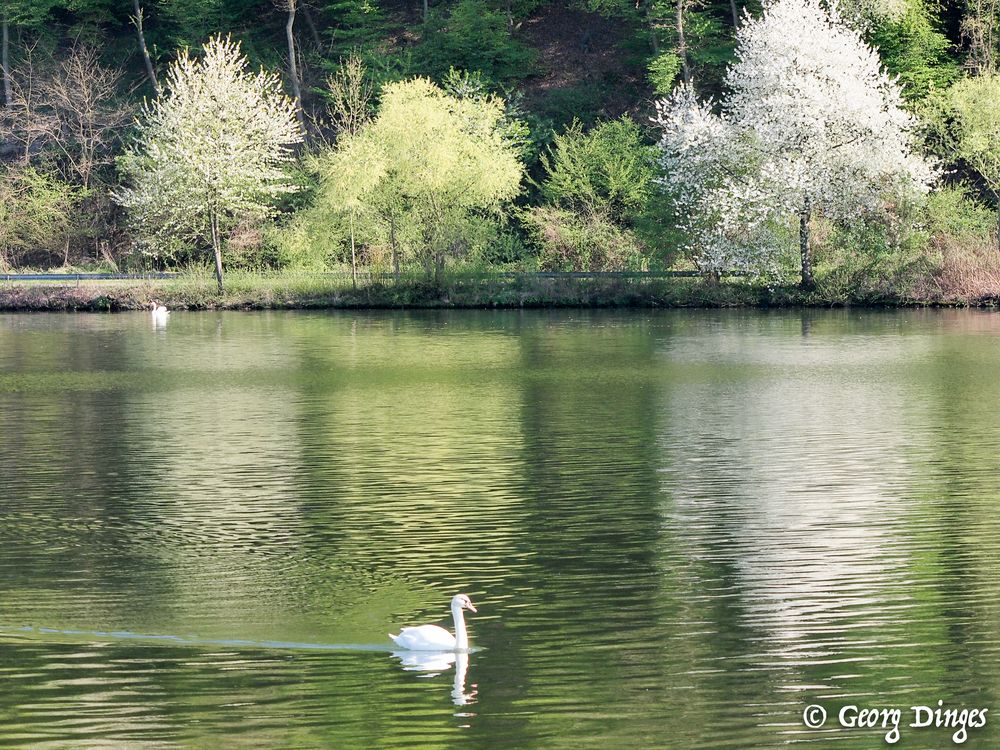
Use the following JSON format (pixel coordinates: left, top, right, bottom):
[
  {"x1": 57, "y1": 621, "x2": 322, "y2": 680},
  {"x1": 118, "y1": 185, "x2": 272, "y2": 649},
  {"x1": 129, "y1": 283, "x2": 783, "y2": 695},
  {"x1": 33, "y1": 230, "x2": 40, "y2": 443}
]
[{"x1": 451, "y1": 605, "x2": 469, "y2": 651}]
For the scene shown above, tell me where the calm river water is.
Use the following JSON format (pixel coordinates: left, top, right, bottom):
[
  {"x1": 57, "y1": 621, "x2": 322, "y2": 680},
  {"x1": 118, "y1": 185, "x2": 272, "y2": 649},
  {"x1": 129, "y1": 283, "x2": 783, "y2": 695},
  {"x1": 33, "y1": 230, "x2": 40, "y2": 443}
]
[{"x1": 1, "y1": 309, "x2": 999, "y2": 749}]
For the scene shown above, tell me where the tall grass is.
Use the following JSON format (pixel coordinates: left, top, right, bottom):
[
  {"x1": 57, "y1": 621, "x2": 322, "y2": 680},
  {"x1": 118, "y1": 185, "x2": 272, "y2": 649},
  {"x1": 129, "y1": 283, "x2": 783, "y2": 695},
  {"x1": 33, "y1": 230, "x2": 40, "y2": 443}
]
[
  {"x1": 4, "y1": 263, "x2": 1000, "y2": 311},
  {"x1": 916, "y1": 236, "x2": 1000, "y2": 303}
]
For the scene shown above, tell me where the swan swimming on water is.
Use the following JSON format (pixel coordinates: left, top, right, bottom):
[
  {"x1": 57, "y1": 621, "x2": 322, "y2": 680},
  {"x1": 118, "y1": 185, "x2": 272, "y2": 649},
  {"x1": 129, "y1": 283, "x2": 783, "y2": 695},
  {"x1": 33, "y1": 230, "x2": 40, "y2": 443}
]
[
  {"x1": 149, "y1": 301, "x2": 169, "y2": 316},
  {"x1": 389, "y1": 594, "x2": 477, "y2": 651}
]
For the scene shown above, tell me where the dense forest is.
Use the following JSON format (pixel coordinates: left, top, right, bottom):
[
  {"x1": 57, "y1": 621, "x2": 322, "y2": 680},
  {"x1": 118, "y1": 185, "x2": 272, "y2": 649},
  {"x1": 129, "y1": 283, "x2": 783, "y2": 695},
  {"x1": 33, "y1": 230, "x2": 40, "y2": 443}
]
[{"x1": 2, "y1": 0, "x2": 1000, "y2": 298}]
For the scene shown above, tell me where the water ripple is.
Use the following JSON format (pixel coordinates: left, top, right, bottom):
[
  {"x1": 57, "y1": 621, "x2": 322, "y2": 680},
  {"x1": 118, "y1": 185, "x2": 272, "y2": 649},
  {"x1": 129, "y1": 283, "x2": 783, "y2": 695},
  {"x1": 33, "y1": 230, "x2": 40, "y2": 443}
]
[{"x1": 1, "y1": 309, "x2": 999, "y2": 748}]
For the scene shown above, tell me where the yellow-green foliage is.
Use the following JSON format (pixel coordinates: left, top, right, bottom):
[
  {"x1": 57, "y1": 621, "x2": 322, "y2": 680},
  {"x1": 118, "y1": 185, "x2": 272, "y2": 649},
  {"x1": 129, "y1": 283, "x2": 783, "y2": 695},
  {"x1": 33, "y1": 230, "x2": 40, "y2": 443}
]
[
  {"x1": 0, "y1": 166, "x2": 80, "y2": 271},
  {"x1": 365, "y1": 77, "x2": 523, "y2": 208},
  {"x1": 942, "y1": 75, "x2": 1000, "y2": 196},
  {"x1": 302, "y1": 77, "x2": 524, "y2": 271}
]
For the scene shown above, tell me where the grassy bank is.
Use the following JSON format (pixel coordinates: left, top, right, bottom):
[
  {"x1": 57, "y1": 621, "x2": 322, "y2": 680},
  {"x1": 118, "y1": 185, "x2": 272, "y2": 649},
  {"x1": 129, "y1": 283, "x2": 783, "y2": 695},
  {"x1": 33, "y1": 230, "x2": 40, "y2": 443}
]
[{"x1": 2, "y1": 270, "x2": 999, "y2": 312}]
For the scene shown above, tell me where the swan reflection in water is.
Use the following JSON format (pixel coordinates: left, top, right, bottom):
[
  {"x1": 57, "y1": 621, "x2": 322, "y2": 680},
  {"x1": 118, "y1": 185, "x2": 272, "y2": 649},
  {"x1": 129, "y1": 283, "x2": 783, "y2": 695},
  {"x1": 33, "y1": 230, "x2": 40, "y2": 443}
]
[
  {"x1": 150, "y1": 301, "x2": 169, "y2": 329},
  {"x1": 391, "y1": 650, "x2": 478, "y2": 706}
]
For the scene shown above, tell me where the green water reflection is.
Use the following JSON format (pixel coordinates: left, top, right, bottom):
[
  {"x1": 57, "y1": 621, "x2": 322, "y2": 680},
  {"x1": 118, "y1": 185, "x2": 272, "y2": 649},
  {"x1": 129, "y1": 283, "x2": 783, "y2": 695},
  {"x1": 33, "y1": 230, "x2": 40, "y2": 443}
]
[{"x1": 1, "y1": 309, "x2": 999, "y2": 748}]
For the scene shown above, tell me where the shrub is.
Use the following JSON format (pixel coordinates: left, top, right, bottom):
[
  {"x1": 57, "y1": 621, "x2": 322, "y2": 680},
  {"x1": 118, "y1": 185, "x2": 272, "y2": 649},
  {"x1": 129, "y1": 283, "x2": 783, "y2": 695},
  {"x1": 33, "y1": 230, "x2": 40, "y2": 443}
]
[
  {"x1": 815, "y1": 186, "x2": 996, "y2": 301},
  {"x1": 924, "y1": 184, "x2": 996, "y2": 239},
  {"x1": 268, "y1": 205, "x2": 348, "y2": 271},
  {"x1": 521, "y1": 206, "x2": 647, "y2": 271},
  {"x1": 814, "y1": 209, "x2": 933, "y2": 300},
  {"x1": 413, "y1": 0, "x2": 536, "y2": 84},
  {"x1": 915, "y1": 186, "x2": 1000, "y2": 301},
  {"x1": 647, "y1": 52, "x2": 682, "y2": 95},
  {"x1": 0, "y1": 166, "x2": 80, "y2": 270},
  {"x1": 539, "y1": 117, "x2": 656, "y2": 223}
]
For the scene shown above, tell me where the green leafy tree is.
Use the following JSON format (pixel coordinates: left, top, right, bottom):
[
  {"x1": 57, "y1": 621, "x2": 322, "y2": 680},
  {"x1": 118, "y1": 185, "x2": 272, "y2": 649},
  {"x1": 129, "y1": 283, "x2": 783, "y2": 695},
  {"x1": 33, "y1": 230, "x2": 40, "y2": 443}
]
[
  {"x1": 960, "y1": 0, "x2": 1000, "y2": 75},
  {"x1": 940, "y1": 74, "x2": 1000, "y2": 246},
  {"x1": 114, "y1": 35, "x2": 302, "y2": 291},
  {"x1": 155, "y1": 0, "x2": 229, "y2": 47},
  {"x1": 539, "y1": 117, "x2": 656, "y2": 223},
  {"x1": 413, "y1": 0, "x2": 535, "y2": 84},
  {"x1": 530, "y1": 117, "x2": 663, "y2": 270},
  {"x1": 870, "y1": 0, "x2": 958, "y2": 100},
  {"x1": 2, "y1": 0, "x2": 60, "y2": 30},
  {"x1": 0, "y1": 165, "x2": 80, "y2": 270},
  {"x1": 63, "y1": 0, "x2": 130, "y2": 31},
  {"x1": 588, "y1": 0, "x2": 735, "y2": 97},
  {"x1": 312, "y1": 76, "x2": 524, "y2": 280},
  {"x1": 319, "y1": 0, "x2": 388, "y2": 58},
  {"x1": 325, "y1": 53, "x2": 375, "y2": 138},
  {"x1": 647, "y1": 51, "x2": 683, "y2": 96}
]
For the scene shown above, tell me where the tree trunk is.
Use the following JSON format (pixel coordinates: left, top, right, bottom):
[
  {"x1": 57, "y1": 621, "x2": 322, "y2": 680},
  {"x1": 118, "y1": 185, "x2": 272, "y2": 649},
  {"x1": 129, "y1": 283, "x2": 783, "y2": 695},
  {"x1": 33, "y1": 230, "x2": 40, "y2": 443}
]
[
  {"x1": 285, "y1": 2, "x2": 305, "y2": 132},
  {"x1": 132, "y1": 0, "x2": 159, "y2": 96},
  {"x1": 210, "y1": 210, "x2": 225, "y2": 293},
  {"x1": 730, "y1": 0, "x2": 740, "y2": 28},
  {"x1": 963, "y1": 0, "x2": 999, "y2": 75},
  {"x1": 350, "y1": 210, "x2": 357, "y2": 289},
  {"x1": 799, "y1": 196, "x2": 815, "y2": 291},
  {"x1": 301, "y1": 3, "x2": 323, "y2": 48},
  {"x1": 390, "y1": 214, "x2": 400, "y2": 283},
  {"x1": 1, "y1": 13, "x2": 11, "y2": 110},
  {"x1": 434, "y1": 252, "x2": 444, "y2": 287},
  {"x1": 423, "y1": 0, "x2": 429, "y2": 22},
  {"x1": 676, "y1": 0, "x2": 691, "y2": 84}
]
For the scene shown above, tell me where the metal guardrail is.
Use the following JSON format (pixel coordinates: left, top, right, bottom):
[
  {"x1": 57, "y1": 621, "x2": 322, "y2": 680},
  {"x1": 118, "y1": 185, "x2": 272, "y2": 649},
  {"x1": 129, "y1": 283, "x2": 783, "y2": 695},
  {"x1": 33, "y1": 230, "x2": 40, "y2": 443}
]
[
  {"x1": 306, "y1": 270, "x2": 707, "y2": 280},
  {"x1": 0, "y1": 272, "x2": 180, "y2": 281},
  {"x1": 480, "y1": 271, "x2": 704, "y2": 278},
  {"x1": 0, "y1": 270, "x2": 708, "y2": 282}
]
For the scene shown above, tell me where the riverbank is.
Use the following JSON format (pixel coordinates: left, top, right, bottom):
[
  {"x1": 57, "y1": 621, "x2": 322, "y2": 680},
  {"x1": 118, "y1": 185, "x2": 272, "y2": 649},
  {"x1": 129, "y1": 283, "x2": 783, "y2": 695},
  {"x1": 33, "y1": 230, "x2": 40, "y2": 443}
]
[{"x1": 1, "y1": 271, "x2": 999, "y2": 311}]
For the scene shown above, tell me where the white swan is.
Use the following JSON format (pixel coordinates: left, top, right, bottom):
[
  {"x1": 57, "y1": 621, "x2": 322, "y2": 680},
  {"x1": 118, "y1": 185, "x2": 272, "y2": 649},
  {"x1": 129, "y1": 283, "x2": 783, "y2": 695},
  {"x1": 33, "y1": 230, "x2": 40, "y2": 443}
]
[
  {"x1": 150, "y1": 301, "x2": 169, "y2": 315},
  {"x1": 389, "y1": 594, "x2": 477, "y2": 651}
]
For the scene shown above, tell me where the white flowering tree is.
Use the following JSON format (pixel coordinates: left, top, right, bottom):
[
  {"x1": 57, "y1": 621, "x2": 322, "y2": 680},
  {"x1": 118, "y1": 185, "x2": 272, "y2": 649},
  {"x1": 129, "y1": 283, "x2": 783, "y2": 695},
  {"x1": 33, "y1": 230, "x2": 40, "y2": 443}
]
[
  {"x1": 115, "y1": 35, "x2": 302, "y2": 292},
  {"x1": 654, "y1": 0, "x2": 934, "y2": 288}
]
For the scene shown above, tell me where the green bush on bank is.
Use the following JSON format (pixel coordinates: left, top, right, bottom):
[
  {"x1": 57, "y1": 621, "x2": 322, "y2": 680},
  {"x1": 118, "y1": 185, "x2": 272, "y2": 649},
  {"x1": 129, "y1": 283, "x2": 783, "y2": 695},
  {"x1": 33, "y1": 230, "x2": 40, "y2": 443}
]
[
  {"x1": 521, "y1": 206, "x2": 646, "y2": 271},
  {"x1": 812, "y1": 186, "x2": 998, "y2": 302},
  {"x1": 0, "y1": 166, "x2": 81, "y2": 272}
]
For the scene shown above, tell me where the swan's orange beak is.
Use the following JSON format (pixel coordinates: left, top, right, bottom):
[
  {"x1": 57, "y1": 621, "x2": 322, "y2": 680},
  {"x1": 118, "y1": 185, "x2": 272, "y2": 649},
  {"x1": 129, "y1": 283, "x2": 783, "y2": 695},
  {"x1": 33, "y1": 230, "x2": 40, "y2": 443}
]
[{"x1": 466, "y1": 600, "x2": 477, "y2": 613}]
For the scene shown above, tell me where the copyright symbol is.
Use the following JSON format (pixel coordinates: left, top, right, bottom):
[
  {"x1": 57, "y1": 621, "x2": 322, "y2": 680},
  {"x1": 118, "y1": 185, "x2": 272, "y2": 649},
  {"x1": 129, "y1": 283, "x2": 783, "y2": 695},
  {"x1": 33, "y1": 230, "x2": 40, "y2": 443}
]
[{"x1": 802, "y1": 704, "x2": 827, "y2": 729}]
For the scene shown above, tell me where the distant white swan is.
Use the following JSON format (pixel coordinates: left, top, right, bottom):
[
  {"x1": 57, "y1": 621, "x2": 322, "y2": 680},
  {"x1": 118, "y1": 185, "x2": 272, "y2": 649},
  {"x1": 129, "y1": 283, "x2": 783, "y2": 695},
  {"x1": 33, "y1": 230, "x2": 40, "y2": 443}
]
[
  {"x1": 149, "y1": 301, "x2": 169, "y2": 315},
  {"x1": 389, "y1": 594, "x2": 477, "y2": 651}
]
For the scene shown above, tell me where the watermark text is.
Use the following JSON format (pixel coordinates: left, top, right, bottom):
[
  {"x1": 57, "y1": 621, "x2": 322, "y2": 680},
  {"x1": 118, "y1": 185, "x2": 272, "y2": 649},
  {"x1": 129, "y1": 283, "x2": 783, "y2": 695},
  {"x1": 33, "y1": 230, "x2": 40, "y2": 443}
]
[{"x1": 802, "y1": 701, "x2": 988, "y2": 744}]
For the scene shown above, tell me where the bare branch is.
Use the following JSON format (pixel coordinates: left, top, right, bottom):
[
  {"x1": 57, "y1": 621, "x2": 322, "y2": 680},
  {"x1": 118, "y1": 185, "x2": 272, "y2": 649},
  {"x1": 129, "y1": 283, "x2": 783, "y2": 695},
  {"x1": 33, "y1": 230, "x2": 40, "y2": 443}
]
[
  {"x1": 131, "y1": 0, "x2": 160, "y2": 95},
  {"x1": 326, "y1": 54, "x2": 374, "y2": 139}
]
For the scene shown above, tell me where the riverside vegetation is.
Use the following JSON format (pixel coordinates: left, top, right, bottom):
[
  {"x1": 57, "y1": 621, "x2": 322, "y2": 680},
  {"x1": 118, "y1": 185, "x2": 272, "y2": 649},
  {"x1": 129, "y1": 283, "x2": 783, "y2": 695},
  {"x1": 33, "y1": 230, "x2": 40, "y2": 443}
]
[{"x1": 3, "y1": 0, "x2": 1000, "y2": 307}]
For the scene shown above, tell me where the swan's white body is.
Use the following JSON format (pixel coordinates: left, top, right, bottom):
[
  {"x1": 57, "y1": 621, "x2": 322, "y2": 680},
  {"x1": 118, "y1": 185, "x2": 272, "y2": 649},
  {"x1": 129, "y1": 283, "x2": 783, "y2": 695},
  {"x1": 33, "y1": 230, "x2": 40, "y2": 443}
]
[
  {"x1": 150, "y1": 302, "x2": 169, "y2": 316},
  {"x1": 390, "y1": 594, "x2": 476, "y2": 651}
]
